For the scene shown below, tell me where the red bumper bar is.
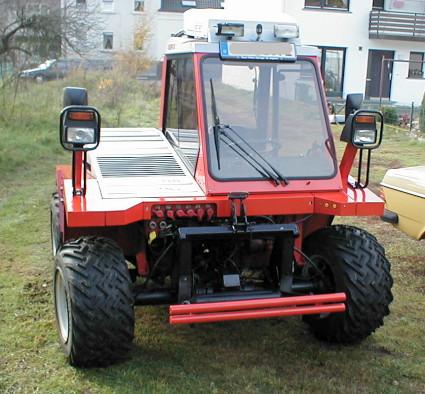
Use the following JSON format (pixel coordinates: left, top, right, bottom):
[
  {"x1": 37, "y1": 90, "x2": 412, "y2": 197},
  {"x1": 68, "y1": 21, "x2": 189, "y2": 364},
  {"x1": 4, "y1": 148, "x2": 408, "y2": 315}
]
[{"x1": 169, "y1": 292, "x2": 346, "y2": 325}]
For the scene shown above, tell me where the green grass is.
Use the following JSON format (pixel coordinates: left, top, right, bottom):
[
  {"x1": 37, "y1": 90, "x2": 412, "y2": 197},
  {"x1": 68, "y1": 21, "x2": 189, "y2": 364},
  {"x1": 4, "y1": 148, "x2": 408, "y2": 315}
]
[{"x1": 1, "y1": 79, "x2": 425, "y2": 393}]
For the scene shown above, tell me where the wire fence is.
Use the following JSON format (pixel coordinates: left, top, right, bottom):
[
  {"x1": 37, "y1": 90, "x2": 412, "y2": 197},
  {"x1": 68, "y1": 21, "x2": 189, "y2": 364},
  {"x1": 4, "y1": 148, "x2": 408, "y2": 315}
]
[
  {"x1": 329, "y1": 97, "x2": 425, "y2": 134},
  {"x1": 377, "y1": 101, "x2": 425, "y2": 133}
]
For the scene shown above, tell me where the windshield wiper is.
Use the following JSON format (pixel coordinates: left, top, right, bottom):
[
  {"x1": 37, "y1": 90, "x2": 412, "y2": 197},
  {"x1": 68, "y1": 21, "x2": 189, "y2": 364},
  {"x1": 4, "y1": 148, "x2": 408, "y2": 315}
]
[
  {"x1": 220, "y1": 129, "x2": 282, "y2": 185},
  {"x1": 210, "y1": 78, "x2": 222, "y2": 169},
  {"x1": 223, "y1": 125, "x2": 289, "y2": 185},
  {"x1": 209, "y1": 79, "x2": 288, "y2": 186},
  {"x1": 220, "y1": 137, "x2": 273, "y2": 180}
]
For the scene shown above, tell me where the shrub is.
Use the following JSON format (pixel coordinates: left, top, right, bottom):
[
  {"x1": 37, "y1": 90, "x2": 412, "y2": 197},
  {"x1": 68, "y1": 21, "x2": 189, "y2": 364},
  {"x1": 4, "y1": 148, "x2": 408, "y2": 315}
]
[{"x1": 382, "y1": 106, "x2": 398, "y2": 125}]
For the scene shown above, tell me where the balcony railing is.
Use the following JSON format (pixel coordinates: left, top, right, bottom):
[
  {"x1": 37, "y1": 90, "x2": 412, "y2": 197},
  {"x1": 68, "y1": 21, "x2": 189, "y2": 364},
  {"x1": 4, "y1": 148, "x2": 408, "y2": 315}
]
[{"x1": 369, "y1": 9, "x2": 425, "y2": 41}]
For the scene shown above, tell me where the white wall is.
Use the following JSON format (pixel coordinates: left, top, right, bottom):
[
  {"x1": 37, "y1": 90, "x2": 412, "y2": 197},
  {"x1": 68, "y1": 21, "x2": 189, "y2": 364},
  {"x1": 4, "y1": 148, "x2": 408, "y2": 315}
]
[
  {"x1": 226, "y1": 0, "x2": 425, "y2": 105},
  {"x1": 94, "y1": 0, "x2": 151, "y2": 53},
  {"x1": 82, "y1": 0, "x2": 425, "y2": 104},
  {"x1": 76, "y1": 0, "x2": 178, "y2": 60},
  {"x1": 149, "y1": 11, "x2": 184, "y2": 59}
]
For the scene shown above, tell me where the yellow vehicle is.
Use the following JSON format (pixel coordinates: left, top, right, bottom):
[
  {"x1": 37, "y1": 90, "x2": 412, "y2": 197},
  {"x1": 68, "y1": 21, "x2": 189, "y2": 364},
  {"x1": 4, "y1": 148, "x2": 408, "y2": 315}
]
[{"x1": 381, "y1": 166, "x2": 425, "y2": 240}]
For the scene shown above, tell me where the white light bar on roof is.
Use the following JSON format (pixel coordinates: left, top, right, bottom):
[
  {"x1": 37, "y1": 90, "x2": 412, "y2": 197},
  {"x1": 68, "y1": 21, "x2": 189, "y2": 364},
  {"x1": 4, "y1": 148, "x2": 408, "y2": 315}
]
[
  {"x1": 183, "y1": 9, "x2": 300, "y2": 43},
  {"x1": 274, "y1": 23, "x2": 299, "y2": 39}
]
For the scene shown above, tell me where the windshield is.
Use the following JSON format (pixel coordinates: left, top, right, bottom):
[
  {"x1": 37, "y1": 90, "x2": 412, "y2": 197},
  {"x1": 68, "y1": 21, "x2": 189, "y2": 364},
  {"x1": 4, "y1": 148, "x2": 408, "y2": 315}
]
[{"x1": 202, "y1": 58, "x2": 336, "y2": 180}]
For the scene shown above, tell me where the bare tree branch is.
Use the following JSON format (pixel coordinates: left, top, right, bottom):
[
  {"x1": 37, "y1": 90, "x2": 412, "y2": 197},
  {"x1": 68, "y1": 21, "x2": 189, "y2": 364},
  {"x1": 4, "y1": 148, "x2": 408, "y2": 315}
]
[{"x1": 0, "y1": 0, "x2": 103, "y2": 67}]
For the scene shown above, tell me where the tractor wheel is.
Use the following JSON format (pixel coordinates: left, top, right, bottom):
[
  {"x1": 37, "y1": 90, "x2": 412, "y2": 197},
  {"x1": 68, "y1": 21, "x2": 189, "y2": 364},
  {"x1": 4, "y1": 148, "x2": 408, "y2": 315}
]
[
  {"x1": 50, "y1": 193, "x2": 62, "y2": 256},
  {"x1": 54, "y1": 236, "x2": 135, "y2": 367},
  {"x1": 303, "y1": 225, "x2": 393, "y2": 343}
]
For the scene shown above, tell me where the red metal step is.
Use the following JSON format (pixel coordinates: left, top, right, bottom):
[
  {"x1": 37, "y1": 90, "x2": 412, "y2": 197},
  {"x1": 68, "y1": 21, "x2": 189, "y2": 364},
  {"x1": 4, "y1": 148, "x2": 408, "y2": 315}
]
[{"x1": 169, "y1": 292, "x2": 346, "y2": 325}]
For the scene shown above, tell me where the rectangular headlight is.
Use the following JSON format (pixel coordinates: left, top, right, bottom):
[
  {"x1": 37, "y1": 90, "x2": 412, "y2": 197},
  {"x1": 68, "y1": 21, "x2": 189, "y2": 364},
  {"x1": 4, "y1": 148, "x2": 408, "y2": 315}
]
[
  {"x1": 216, "y1": 23, "x2": 244, "y2": 38},
  {"x1": 66, "y1": 127, "x2": 96, "y2": 144},
  {"x1": 353, "y1": 129, "x2": 377, "y2": 146},
  {"x1": 274, "y1": 23, "x2": 299, "y2": 39}
]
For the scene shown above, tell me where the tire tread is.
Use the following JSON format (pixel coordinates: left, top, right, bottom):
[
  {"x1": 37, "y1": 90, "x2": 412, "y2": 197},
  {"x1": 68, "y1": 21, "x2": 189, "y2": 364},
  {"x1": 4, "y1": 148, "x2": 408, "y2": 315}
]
[
  {"x1": 55, "y1": 236, "x2": 134, "y2": 367},
  {"x1": 304, "y1": 225, "x2": 393, "y2": 343}
]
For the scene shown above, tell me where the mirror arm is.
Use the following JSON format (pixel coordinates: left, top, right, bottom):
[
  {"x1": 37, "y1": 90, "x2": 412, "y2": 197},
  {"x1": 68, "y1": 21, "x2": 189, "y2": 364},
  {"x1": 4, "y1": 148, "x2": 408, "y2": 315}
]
[
  {"x1": 339, "y1": 144, "x2": 357, "y2": 186},
  {"x1": 72, "y1": 151, "x2": 86, "y2": 196}
]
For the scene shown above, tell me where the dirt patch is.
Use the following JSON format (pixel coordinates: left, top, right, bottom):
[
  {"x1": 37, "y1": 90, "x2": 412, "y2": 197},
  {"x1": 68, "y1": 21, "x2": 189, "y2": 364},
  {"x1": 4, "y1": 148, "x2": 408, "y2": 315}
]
[
  {"x1": 368, "y1": 345, "x2": 395, "y2": 356},
  {"x1": 387, "y1": 160, "x2": 403, "y2": 168},
  {"x1": 403, "y1": 256, "x2": 425, "y2": 274},
  {"x1": 22, "y1": 277, "x2": 51, "y2": 304}
]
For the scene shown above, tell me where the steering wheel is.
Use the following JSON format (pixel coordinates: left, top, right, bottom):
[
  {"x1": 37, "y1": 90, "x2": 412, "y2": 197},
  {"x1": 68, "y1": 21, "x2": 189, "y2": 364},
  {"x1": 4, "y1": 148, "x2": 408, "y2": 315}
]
[{"x1": 228, "y1": 125, "x2": 282, "y2": 156}]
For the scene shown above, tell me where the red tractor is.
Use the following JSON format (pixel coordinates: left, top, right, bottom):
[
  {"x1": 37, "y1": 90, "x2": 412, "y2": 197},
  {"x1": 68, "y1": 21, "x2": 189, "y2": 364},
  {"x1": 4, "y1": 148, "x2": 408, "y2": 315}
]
[{"x1": 51, "y1": 9, "x2": 393, "y2": 367}]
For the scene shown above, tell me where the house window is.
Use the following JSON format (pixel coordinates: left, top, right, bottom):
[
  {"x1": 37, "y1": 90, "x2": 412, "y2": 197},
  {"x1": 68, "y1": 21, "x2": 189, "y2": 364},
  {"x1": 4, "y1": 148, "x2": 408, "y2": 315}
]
[
  {"x1": 103, "y1": 32, "x2": 114, "y2": 50},
  {"x1": 134, "y1": 0, "x2": 144, "y2": 11},
  {"x1": 305, "y1": 0, "x2": 349, "y2": 10},
  {"x1": 318, "y1": 47, "x2": 346, "y2": 97},
  {"x1": 165, "y1": 57, "x2": 199, "y2": 173},
  {"x1": 102, "y1": 0, "x2": 114, "y2": 12},
  {"x1": 408, "y1": 52, "x2": 424, "y2": 78}
]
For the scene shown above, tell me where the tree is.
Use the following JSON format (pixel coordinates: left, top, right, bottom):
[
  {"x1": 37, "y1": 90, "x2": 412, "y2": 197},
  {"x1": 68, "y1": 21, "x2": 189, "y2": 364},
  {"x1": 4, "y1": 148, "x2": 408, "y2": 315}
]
[
  {"x1": 0, "y1": 0, "x2": 103, "y2": 67},
  {"x1": 420, "y1": 92, "x2": 425, "y2": 133}
]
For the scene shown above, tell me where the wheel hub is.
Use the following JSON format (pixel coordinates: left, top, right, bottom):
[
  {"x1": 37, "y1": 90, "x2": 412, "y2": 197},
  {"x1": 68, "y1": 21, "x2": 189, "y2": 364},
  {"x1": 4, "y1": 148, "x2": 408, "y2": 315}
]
[{"x1": 55, "y1": 269, "x2": 69, "y2": 343}]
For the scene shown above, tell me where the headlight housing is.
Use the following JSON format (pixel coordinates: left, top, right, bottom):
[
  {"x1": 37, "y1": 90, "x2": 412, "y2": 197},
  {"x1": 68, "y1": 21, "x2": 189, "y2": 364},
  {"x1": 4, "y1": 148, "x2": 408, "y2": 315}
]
[
  {"x1": 216, "y1": 23, "x2": 244, "y2": 38},
  {"x1": 60, "y1": 106, "x2": 101, "y2": 151},
  {"x1": 352, "y1": 115, "x2": 378, "y2": 146},
  {"x1": 341, "y1": 110, "x2": 383, "y2": 150},
  {"x1": 66, "y1": 127, "x2": 96, "y2": 144},
  {"x1": 274, "y1": 23, "x2": 299, "y2": 39}
]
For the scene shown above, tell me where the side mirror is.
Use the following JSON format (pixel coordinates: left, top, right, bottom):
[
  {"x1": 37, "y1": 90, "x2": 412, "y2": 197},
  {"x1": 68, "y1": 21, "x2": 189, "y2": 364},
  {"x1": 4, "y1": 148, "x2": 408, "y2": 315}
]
[
  {"x1": 345, "y1": 93, "x2": 364, "y2": 120},
  {"x1": 341, "y1": 110, "x2": 383, "y2": 150},
  {"x1": 60, "y1": 106, "x2": 101, "y2": 151},
  {"x1": 63, "y1": 87, "x2": 88, "y2": 107}
]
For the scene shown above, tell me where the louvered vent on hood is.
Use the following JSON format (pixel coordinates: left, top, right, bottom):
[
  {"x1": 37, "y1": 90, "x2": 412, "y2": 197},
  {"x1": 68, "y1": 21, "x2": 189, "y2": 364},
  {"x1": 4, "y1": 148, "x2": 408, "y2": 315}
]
[{"x1": 97, "y1": 154, "x2": 185, "y2": 178}]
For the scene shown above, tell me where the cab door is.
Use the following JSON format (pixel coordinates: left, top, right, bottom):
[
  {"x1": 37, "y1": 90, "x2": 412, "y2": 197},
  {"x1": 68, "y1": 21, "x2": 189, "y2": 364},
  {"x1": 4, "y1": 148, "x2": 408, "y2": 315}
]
[{"x1": 162, "y1": 56, "x2": 200, "y2": 175}]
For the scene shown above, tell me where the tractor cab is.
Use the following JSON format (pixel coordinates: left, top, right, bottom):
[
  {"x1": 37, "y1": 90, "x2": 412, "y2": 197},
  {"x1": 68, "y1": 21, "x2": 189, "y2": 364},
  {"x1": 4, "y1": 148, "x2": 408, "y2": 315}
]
[{"x1": 161, "y1": 9, "x2": 339, "y2": 194}]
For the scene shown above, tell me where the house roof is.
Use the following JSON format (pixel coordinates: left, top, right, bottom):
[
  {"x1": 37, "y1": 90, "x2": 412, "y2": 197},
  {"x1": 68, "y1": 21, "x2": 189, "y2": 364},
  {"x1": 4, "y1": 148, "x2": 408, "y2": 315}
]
[{"x1": 159, "y1": 0, "x2": 223, "y2": 13}]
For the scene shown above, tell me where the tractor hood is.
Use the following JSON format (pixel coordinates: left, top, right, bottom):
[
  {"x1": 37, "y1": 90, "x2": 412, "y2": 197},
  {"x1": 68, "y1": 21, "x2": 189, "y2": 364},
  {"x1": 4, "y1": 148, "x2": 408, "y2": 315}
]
[{"x1": 86, "y1": 128, "x2": 204, "y2": 199}]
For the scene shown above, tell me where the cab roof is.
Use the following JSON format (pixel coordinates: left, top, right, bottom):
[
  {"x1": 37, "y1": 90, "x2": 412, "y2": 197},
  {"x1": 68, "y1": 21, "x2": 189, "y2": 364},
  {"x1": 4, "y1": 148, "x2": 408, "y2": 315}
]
[{"x1": 165, "y1": 9, "x2": 319, "y2": 58}]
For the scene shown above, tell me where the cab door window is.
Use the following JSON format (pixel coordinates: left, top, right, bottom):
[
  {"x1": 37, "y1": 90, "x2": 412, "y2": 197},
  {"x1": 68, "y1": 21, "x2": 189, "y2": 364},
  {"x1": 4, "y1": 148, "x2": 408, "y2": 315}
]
[{"x1": 164, "y1": 57, "x2": 199, "y2": 173}]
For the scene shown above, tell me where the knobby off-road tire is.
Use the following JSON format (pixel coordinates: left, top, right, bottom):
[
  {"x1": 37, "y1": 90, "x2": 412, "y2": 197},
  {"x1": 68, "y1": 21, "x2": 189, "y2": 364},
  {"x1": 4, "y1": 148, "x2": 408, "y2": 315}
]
[
  {"x1": 54, "y1": 236, "x2": 135, "y2": 367},
  {"x1": 50, "y1": 192, "x2": 62, "y2": 256},
  {"x1": 303, "y1": 225, "x2": 393, "y2": 343}
]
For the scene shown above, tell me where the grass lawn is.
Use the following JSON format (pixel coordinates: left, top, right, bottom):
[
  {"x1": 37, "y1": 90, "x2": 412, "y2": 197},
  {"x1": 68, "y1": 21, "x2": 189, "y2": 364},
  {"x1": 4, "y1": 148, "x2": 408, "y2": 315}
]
[{"x1": 0, "y1": 78, "x2": 424, "y2": 393}]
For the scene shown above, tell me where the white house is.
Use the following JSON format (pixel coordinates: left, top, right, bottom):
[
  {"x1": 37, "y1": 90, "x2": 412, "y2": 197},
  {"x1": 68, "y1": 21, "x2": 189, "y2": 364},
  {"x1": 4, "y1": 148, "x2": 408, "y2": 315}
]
[
  {"x1": 74, "y1": 1, "x2": 223, "y2": 60},
  {"x1": 75, "y1": 0, "x2": 425, "y2": 105},
  {"x1": 226, "y1": 0, "x2": 425, "y2": 105}
]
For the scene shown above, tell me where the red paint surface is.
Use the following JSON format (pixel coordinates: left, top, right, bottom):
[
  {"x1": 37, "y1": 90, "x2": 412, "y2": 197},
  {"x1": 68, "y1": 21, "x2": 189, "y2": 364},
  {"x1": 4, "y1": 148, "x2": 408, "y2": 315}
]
[
  {"x1": 169, "y1": 292, "x2": 346, "y2": 324},
  {"x1": 170, "y1": 304, "x2": 345, "y2": 325},
  {"x1": 170, "y1": 292, "x2": 346, "y2": 315},
  {"x1": 136, "y1": 251, "x2": 149, "y2": 276},
  {"x1": 169, "y1": 293, "x2": 347, "y2": 324},
  {"x1": 72, "y1": 151, "x2": 84, "y2": 194}
]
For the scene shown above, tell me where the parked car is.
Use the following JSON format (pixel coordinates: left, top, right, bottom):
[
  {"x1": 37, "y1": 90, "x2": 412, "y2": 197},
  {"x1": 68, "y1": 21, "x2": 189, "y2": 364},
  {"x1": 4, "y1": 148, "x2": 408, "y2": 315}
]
[
  {"x1": 20, "y1": 58, "x2": 113, "y2": 81},
  {"x1": 381, "y1": 166, "x2": 425, "y2": 240},
  {"x1": 20, "y1": 59, "x2": 78, "y2": 81}
]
